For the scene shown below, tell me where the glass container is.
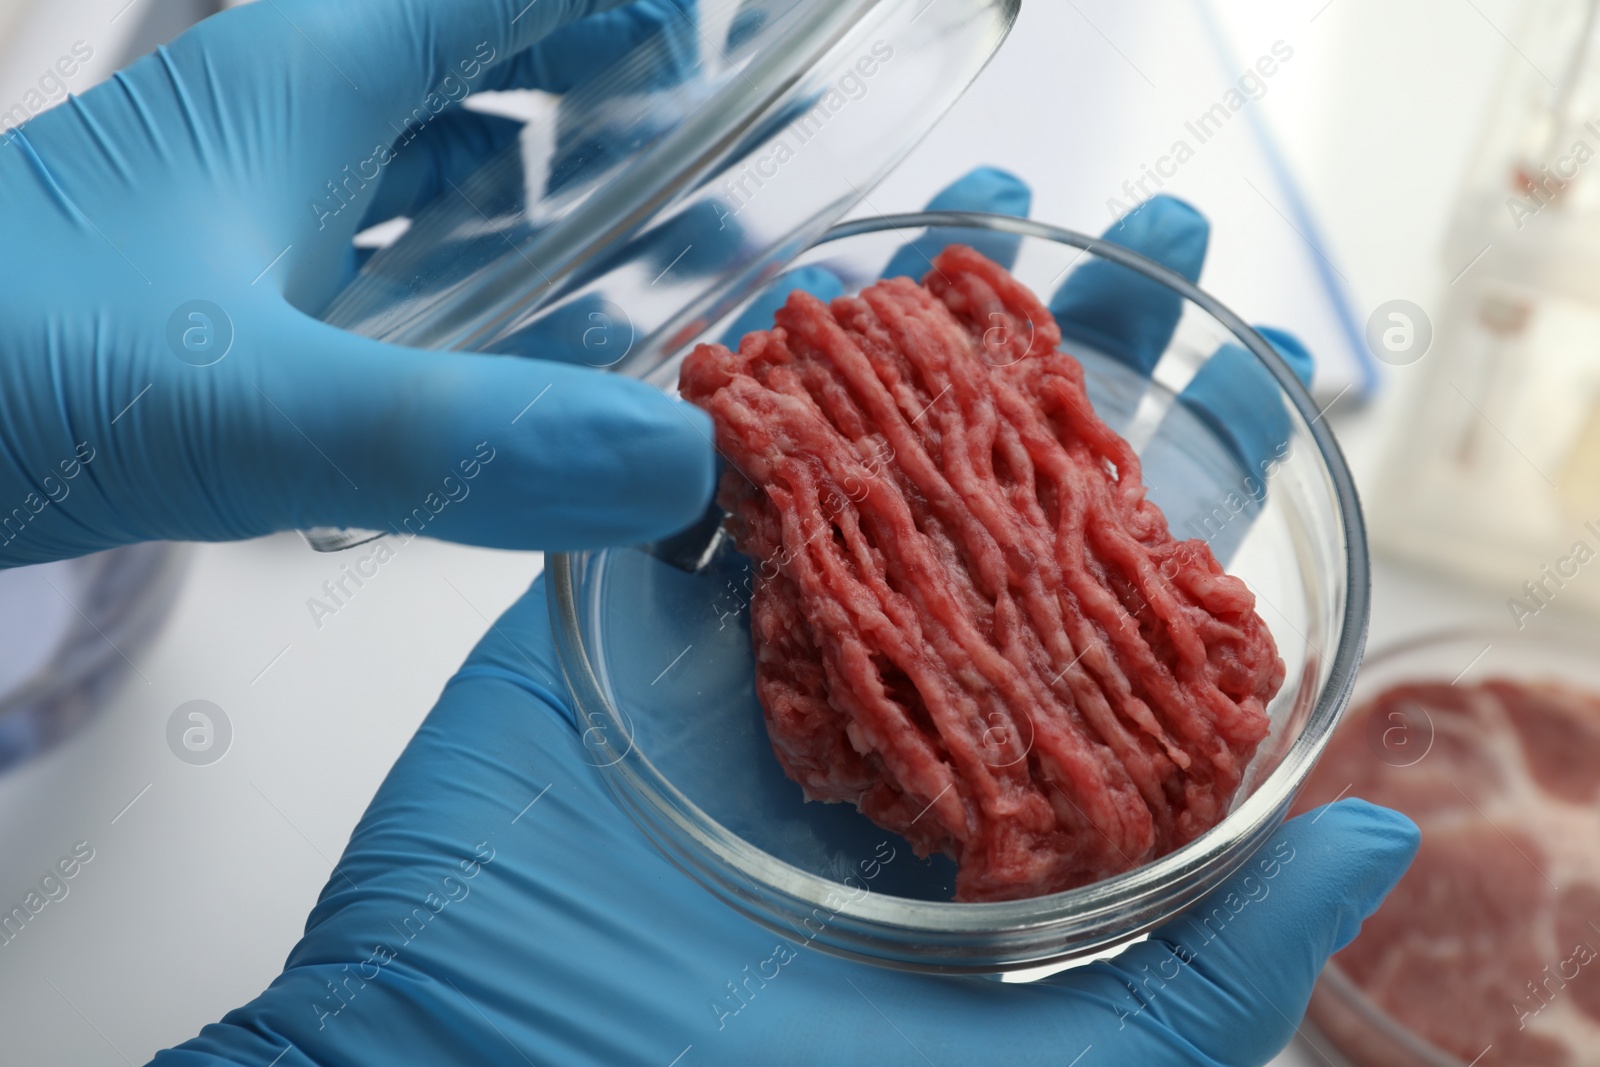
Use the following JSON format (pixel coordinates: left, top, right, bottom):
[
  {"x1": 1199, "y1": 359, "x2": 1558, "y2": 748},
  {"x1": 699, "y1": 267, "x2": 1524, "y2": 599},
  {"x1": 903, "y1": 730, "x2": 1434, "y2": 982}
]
[{"x1": 548, "y1": 211, "x2": 1370, "y2": 973}]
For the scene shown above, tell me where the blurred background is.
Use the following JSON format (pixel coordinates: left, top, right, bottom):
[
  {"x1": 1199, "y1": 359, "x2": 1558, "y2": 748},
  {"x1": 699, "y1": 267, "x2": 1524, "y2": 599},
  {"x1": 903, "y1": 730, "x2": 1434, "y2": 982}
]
[{"x1": 0, "y1": 0, "x2": 1586, "y2": 1063}]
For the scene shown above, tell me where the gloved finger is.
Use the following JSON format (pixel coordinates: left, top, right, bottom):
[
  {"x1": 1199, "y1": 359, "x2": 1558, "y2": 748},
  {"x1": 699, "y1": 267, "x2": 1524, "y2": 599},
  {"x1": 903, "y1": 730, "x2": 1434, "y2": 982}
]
[
  {"x1": 481, "y1": 0, "x2": 699, "y2": 94},
  {"x1": 1177, "y1": 326, "x2": 1314, "y2": 476},
  {"x1": 1050, "y1": 195, "x2": 1209, "y2": 376},
  {"x1": 1041, "y1": 799, "x2": 1419, "y2": 1066},
  {"x1": 233, "y1": 309, "x2": 715, "y2": 551},
  {"x1": 357, "y1": 110, "x2": 526, "y2": 232},
  {"x1": 1138, "y1": 319, "x2": 1316, "y2": 567},
  {"x1": 1255, "y1": 326, "x2": 1315, "y2": 388},
  {"x1": 719, "y1": 265, "x2": 847, "y2": 345},
  {"x1": 492, "y1": 294, "x2": 643, "y2": 366},
  {"x1": 882, "y1": 166, "x2": 1032, "y2": 281},
  {"x1": 526, "y1": 197, "x2": 748, "y2": 306},
  {"x1": 624, "y1": 199, "x2": 749, "y2": 282}
]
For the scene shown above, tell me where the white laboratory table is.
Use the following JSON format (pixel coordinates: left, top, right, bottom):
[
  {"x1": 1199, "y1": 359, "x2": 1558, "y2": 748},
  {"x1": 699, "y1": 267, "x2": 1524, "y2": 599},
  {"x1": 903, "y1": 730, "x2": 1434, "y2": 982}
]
[{"x1": 0, "y1": 0, "x2": 1552, "y2": 1063}]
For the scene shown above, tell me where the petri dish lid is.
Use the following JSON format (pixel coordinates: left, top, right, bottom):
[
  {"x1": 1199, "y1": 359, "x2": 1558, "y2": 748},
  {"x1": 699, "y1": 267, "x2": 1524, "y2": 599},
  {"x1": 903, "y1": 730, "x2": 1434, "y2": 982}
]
[{"x1": 316, "y1": 0, "x2": 1020, "y2": 383}]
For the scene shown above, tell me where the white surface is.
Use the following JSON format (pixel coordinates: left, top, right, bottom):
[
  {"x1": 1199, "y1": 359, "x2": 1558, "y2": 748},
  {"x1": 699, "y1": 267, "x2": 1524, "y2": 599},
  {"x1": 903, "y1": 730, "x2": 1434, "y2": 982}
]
[
  {"x1": 873, "y1": 0, "x2": 1393, "y2": 400},
  {"x1": 0, "y1": 0, "x2": 1553, "y2": 1064},
  {"x1": 0, "y1": 0, "x2": 147, "y2": 130}
]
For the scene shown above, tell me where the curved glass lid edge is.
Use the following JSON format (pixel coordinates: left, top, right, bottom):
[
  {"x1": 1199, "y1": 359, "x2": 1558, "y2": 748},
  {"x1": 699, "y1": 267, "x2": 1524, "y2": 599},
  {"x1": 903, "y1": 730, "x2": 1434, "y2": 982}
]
[
  {"x1": 320, "y1": 0, "x2": 888, "y2": 351},
  {"x1": 623, "y1": 0, "x2": 1023, "y2": 382},
  {"x1": 450, "y1": 0, "x2": 887, "y2": 353}
]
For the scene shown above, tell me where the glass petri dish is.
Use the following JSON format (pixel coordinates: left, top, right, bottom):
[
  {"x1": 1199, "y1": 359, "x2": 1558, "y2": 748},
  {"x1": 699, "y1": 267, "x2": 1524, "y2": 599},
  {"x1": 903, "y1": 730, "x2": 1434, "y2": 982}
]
[
  {"x1": 306, "y1": 0, "x2": 1019, "y2": 551},
  {"x1": 547, "y1": 211, "x2": 1370, "y2": 974},
  {"x1": 0, "y1": 543, "x2": 188, "y2": 772},
  {"x1": 1301, "y1": 628, "x2": 1600, "y2": 1067}
]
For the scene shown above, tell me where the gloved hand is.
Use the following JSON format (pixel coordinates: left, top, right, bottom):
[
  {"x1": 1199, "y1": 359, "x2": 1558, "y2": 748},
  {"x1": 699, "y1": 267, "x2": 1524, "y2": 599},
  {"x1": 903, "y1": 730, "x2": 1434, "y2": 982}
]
[
  {"x1": 0, "y1": 0, "x2": 715, "y2": 568},
  {"x1": 152, "y1": 576, "x2": 1415, "y2": 1067},
  {"x1": 151, "y1": 173, "x2": 1417, "y2": 1067}
]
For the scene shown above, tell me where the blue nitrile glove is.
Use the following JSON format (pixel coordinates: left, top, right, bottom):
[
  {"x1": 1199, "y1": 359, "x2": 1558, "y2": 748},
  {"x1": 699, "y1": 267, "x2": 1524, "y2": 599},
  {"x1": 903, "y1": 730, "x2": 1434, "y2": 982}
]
[
  {"x1": 732, "y1": 184, "x2": 1312, "y2": 475},
  {"x1": 151, "y1": 568, "x2": 1416, "y2": 1067},
  {"x1": 0, "y1": 0, "x2": 715, "y2": 569},
  {"x1": 151, "y1": 173, "x2": 1418, "y2": 1067},
  {"x1": 1053, "y1": 197, "x2": 1314, "y2": 469},
  {"x1": 1060, "y1": 197, "x2": 1316, "y2": 559}
]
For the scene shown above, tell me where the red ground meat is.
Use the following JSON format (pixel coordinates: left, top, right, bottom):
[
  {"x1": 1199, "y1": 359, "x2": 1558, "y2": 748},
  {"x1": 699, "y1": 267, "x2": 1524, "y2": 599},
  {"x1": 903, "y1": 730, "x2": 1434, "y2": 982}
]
[{"x1": 679, "y1": 246, "x2": 1282, "y2": 902}]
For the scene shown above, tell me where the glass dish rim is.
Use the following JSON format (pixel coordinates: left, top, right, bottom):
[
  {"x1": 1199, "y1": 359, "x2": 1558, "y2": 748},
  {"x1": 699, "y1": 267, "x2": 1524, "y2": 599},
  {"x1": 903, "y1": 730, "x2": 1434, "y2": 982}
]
[{"x1": 548, "y1": 209, "x2": 1371, "y2": 931}]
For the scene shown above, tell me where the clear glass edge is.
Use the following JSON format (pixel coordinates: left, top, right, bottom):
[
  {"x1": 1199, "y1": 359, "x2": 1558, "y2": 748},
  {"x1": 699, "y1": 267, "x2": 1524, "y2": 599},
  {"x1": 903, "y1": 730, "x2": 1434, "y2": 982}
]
[
  {"x1": 446, "y1": 0, "x2": 892, "y2": 353},
  {"x1": 547, "y1": 210, "x2": 1371, "y2": 951},
  {"x1": 302, "y1": 527, "x2": 386, "y2": 553}
]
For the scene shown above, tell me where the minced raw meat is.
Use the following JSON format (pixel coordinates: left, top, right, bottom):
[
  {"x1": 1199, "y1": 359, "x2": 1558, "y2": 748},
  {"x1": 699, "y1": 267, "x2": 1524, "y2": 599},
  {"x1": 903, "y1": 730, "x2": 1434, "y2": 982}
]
[{"x1": 679, "y1": 245, "x2": 1283, "y2": 902}]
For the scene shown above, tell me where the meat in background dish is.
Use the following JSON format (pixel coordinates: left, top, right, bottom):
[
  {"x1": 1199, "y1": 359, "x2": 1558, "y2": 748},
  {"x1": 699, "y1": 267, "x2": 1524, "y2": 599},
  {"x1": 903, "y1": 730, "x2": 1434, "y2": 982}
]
[{"x1": 1297, "y1": 632, "x2": 1600, "y2": 1067}]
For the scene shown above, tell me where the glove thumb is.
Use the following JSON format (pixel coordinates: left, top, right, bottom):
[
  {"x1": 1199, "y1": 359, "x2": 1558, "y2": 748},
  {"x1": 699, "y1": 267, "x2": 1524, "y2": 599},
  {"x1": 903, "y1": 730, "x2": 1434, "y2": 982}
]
[
  {"x1": 236, "y1": 311, "x2": 716, "y2": 550},
  {"x1": 1044, "y1": 799, "x2": 1419, "y2": 1066}
]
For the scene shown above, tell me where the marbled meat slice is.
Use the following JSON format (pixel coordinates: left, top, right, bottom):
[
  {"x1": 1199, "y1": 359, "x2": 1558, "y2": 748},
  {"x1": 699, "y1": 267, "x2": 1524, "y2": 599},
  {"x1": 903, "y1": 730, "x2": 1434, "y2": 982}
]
[
  {"x1": 1301, "y1": 678, "x2": 1600, "y2": 1066},
  {"x1": 680, "y1": 245, "x2": 1283, "y2": 902}
]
